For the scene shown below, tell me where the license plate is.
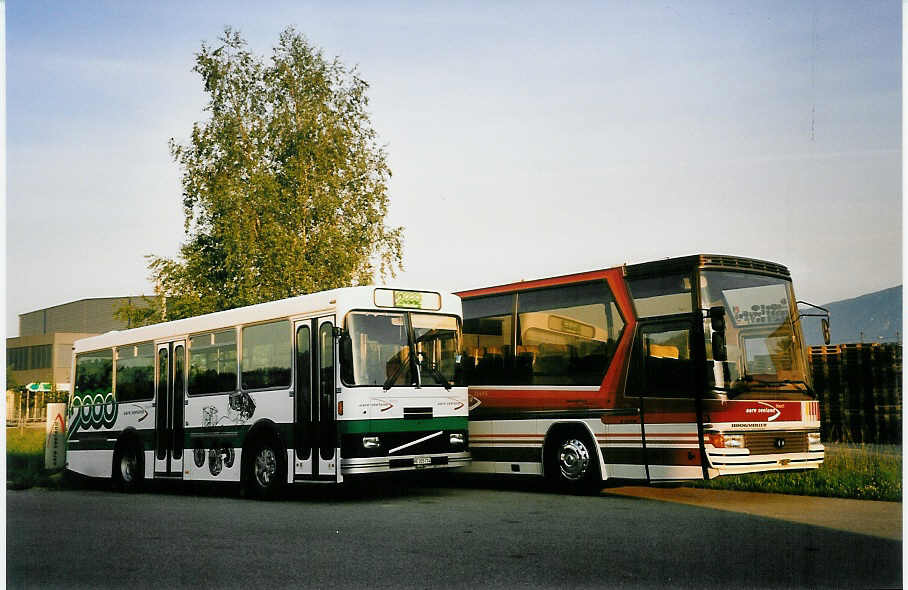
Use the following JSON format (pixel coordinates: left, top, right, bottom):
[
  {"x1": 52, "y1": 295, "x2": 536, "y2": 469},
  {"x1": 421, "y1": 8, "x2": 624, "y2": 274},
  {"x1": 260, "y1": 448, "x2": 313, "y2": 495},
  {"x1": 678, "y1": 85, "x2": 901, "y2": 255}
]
[{"x1": 413, "y1": 456, "x2": 431, "y2": 465}]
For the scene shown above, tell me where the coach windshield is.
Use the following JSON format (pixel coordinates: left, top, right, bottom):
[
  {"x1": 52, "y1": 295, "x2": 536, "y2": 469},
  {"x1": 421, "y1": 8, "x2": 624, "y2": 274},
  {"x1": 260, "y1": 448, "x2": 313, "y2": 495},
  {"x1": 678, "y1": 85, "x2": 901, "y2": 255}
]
[{"x1": 700, "y1": 270, "x2": 811, "y2": 398}]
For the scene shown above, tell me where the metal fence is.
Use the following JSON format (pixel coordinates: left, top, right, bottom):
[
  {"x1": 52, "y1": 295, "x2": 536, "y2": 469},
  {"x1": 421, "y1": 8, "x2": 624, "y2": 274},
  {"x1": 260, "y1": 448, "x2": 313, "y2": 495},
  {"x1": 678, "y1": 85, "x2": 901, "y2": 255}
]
[
  {"x1": 809, "y1": 342, "x2": 902, "y2": 444},
  {"x1": 6, "y1": 390, "x2": 59, "y2": 427}
]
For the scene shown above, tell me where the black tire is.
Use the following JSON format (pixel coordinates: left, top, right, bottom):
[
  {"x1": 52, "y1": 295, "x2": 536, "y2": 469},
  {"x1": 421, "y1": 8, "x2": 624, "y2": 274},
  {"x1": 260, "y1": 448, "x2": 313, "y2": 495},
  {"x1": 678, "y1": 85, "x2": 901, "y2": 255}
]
[
  {"x1": 545, "y1": 431, "x2": 601, "y2": 495},
  {"x1": 243, "y1": 437, "x2": 285, "y2": 500},
  {"x1": 113, "y1": 440, "x2": 144, "y2": 493}
]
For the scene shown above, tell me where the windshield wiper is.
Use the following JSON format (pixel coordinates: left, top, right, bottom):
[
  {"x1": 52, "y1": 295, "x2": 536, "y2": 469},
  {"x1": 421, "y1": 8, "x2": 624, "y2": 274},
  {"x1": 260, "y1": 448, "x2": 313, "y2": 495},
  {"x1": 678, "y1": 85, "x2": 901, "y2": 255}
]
[
  {"x1": 764, "y1": 378, "x2": 814, "y2": 393},
  {"x1": 414, "y1": 350, "x2": 451, "y2": 390},
  {"x1": 740, "y1": 375, "x2": 813, "y2": 392},
  {"x1": 425, "y1": 362, "x2": 452, "y2": 390},
  {"x1": 383, "y1": 360, "x2": 408, "y2": 391}
]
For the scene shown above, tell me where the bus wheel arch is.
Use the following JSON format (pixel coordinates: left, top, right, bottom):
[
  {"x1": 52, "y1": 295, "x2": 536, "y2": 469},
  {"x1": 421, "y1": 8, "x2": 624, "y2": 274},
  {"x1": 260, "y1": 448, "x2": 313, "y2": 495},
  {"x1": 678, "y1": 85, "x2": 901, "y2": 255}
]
[
  {"x1": 241, "y1": 420, "x2": 286, "y2": 500},
  {"x1": 112, "y1": 429, "x2": 144, "y2": 492},
  {"x1": 542, "y1": 422, "x2": 603, "y2": 494}
]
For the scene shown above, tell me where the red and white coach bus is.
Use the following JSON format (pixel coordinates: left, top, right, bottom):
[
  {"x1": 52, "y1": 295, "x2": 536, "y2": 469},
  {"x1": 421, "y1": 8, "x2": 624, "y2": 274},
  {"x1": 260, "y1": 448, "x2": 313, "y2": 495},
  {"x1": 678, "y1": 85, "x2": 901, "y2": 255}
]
[{"x1": 456, "y1": 254, "x2": 829, "y2": 491}]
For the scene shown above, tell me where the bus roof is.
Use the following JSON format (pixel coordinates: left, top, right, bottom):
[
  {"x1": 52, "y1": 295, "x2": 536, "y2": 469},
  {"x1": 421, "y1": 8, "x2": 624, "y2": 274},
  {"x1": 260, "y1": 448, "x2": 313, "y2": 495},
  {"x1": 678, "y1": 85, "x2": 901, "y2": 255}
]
[
  {"x1": 455, "y1": 254, "x2": 790, "y2": 298},
  {"x1": 74, "y1": 286, "x2": 461, "y2": 353}
]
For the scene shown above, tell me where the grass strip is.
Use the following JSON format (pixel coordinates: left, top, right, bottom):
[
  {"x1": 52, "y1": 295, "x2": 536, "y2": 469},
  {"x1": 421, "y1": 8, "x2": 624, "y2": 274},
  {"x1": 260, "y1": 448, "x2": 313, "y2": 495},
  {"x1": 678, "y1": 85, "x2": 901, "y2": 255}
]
[
  {"x1": 7, "y1": 427, "x2": 66, "y2": 490},
  {"x1": 688, "y1": 444, "x2": 902, "y2": 502}
]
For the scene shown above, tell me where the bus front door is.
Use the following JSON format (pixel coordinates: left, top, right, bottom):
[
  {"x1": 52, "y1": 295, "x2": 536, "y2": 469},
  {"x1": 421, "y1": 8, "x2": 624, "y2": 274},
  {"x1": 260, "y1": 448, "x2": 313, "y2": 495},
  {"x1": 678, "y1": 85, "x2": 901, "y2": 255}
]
[
  {"x1": 154, "y1": 340, "x2": 186, "y2": 478},
  {"x1": 293, "y1": 317, "x2": 340, "y2": 482},
  {"x1": 632, "y1": 319, "x2": 705, "y2": 481}
]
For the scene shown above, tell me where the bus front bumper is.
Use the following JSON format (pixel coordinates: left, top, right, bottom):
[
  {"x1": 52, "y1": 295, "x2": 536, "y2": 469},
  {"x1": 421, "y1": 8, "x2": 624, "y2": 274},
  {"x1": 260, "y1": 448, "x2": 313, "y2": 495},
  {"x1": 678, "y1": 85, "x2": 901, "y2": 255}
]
[{"x1": 341, "y1": 451, "x2": 471, "y2": 474}]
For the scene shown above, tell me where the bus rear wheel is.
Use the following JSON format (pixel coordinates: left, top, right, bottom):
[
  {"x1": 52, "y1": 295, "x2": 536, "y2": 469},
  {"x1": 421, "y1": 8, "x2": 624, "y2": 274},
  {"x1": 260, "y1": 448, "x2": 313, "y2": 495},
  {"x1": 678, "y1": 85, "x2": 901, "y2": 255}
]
[
  {"x1": 545, "y1": 432, "x2": 601, "y2": 495},
  {"x1": 113, "y1": 440, "x2": 144, "y2": 493},
  {"x1": 243, "y1": 437, "x2": 285, "y2": 500}
]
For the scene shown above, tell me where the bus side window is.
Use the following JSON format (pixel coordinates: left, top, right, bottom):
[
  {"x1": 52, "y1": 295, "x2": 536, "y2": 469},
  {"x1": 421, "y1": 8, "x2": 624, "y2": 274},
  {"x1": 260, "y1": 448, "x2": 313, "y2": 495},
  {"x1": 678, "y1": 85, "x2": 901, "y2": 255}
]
[
  {"x1": 461, "y1": 294, "x2": 515, "y2": 386},
  {"x1": 515, "y1": 281, "x2": 625, "y2": 386},
  {"x1": 633, "y1": 323, "x2": 695, "y2": 397}
]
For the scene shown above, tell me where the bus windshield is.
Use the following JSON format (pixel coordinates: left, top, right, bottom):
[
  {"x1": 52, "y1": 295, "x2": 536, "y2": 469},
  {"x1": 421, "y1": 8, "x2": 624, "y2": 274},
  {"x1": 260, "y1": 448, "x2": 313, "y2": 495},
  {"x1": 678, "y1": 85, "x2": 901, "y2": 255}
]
[
  {"x1": 699, "y1": 271, "x2": 810, "y2": 397},
  {"x1": 344, "y1": 311, "x2": 459, "y2": 387}
]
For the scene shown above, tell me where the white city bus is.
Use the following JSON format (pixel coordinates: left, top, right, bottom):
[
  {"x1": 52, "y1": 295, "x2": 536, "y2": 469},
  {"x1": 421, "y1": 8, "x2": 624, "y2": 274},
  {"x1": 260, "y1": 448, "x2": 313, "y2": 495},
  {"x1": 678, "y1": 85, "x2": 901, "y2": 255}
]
[{"x1": 66, "y1": 287, "x2": 469, "y2": 498}]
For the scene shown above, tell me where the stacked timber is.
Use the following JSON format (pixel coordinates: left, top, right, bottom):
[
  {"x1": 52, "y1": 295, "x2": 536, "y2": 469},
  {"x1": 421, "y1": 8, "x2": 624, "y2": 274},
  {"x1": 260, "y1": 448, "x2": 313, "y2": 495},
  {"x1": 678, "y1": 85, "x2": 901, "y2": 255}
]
[{"x1": 808, "y1": 342, "x2": 902, "y2": 444}]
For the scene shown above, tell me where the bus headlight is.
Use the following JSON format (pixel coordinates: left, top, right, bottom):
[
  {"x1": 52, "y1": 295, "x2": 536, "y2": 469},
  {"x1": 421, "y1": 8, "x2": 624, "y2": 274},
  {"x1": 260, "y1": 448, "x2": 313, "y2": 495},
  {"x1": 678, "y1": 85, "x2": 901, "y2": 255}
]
[
  {"x1": 708, "y1": 433, "x2": 745, "y2": 448},
  {"x1": 449, "y1": 433, "x2": 465, "y2": 446},
  {"x1": 722, "y1": 434, "x2": 745, "y2": 448},
  {"x1": 807, "y1": 432, "x2": 822, "y2": 448},
  {"x1": 362, "y1": 436, "x2": 380, "y2": 449}
]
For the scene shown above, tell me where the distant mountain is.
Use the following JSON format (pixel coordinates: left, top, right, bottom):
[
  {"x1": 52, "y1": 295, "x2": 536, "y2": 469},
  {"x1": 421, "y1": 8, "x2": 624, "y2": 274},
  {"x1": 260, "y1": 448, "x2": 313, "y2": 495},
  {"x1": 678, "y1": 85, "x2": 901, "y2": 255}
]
[{"x1": 800, "y1": 285, "x2": 902, "y2": 346}]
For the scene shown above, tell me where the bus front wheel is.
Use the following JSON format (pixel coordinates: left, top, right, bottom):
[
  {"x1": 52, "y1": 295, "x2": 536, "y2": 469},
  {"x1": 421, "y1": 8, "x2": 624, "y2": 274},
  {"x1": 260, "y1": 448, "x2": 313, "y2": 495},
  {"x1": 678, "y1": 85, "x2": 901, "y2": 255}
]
[
  {"x1": 113, "y1": 440, "x2": 144, "y2": 493},
  {"x1": 243, "y1": 437, "x2": 285, "y2": 500},
  {"x1": 545, "y1": 432, "x2": 601, "y2": 495}
]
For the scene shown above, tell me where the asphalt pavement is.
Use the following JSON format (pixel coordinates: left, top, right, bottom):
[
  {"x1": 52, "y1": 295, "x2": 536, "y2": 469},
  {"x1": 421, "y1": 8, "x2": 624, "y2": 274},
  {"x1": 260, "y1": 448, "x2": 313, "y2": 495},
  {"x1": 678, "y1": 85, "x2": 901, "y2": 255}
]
[
  {"x1": 604, "y1": 485, "x2": 902, "y2": 540},
  {"x1": 6, "y1": 478, "x2": 903, "y2": 589}
]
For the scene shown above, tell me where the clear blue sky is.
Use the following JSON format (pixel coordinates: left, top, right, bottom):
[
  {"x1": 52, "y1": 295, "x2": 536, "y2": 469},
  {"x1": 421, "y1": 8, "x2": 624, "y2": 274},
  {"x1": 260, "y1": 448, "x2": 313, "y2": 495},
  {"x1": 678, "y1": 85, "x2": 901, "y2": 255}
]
[{"x1": 6, "y1": 1, "x2": 901, "y2": 336}]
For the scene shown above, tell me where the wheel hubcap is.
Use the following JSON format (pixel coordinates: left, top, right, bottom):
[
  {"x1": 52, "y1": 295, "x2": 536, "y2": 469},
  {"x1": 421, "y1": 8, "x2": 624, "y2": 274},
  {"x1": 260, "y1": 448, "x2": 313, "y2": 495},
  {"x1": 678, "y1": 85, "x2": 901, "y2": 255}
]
[
  {"x1": 254, "y1": 447, "x2": 277, "y2": 487},
  {"x1": 558, "y1": 439, "x2": 590, "y2": 481},
  {"x1": 120, "y1": 454, "x2": 136, "y2": 483}
]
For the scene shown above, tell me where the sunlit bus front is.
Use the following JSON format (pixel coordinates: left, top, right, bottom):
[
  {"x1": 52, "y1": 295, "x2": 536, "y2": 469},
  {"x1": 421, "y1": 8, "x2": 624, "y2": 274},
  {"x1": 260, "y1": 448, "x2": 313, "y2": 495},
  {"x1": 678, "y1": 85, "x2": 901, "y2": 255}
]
[
  {"x1": 698, "y1": 270, "x2": 824, "y2": 476},
  {"x1": 336, "y1": 290, "x2": 469, "y2": 474}
]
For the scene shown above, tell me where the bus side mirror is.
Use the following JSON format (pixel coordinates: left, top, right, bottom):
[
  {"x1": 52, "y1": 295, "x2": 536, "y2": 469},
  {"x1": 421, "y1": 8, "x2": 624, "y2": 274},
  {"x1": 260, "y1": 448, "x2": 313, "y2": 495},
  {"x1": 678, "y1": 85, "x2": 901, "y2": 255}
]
[
  {"x1": 708, "y1": 305, "x2": 726, "y2": 332},
  {"x1": 795, "y1": 300, "x2": 830, "y2": 345},
  {"x1": 339, "y1": 330, "x2": 354, "y2": 383},
  {"x1": 708, "y1": 306, "x2": 727, "y2": 361}
]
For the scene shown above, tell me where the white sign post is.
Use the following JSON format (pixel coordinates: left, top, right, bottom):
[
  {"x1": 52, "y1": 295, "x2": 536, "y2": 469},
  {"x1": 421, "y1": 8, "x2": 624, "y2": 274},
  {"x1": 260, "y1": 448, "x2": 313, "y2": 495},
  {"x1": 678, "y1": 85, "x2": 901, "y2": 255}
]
[{"x1": 45, "y1": 403, "x2": 67, "y2": 470}]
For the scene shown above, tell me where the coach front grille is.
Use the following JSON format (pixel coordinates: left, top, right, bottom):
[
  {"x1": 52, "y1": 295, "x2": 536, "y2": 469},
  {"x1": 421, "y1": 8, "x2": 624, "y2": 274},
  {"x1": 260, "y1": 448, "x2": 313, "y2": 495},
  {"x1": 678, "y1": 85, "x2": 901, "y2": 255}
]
[{"x1": 743, "y1": 431, "x2": 809, "y2": 455}]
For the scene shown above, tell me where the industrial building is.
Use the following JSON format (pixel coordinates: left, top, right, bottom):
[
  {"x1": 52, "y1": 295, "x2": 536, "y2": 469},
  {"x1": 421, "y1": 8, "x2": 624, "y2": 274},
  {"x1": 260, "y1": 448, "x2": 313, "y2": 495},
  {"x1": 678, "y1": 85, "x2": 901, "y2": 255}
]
[{"x1": 7, "y1": 296, "x2": 151, "y2": 392}]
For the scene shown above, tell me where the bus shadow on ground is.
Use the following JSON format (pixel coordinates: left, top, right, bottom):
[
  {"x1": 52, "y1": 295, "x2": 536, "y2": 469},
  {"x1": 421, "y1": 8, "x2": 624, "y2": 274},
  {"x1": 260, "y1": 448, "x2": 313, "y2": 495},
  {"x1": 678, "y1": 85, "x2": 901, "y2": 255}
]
[{"x1": 52, "y1": 469, "x2": 641, "y2": 501}]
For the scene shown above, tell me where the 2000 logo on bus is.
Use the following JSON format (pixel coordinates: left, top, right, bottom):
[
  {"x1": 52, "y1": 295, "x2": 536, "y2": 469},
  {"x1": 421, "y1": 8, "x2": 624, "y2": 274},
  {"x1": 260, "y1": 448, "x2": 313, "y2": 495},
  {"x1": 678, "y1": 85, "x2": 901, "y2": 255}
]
[{"x1": 67, "y1": 392, "x2": 117, "y2": 434}]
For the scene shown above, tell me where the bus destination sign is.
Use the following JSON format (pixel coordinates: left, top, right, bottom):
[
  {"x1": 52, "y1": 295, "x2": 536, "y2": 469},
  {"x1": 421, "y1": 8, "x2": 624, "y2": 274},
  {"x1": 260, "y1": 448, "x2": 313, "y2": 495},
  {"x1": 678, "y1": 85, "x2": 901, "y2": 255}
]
[{"x1": 394, "y1": 290, "x2": 424, "y2": 308}]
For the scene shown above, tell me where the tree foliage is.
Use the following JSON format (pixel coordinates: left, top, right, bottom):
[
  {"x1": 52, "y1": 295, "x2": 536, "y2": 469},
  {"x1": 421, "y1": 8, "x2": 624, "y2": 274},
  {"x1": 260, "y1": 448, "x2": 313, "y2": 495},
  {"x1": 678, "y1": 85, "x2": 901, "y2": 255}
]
[
  {"x1": 7, "y1": 366, "x2": 21, "y2": 393},
  {"x1": 112, "y1": 295, "x2": 163, "y2": 328},
  {"x1": 145, "y1": 27, "x2": 402, "y2": 322}
]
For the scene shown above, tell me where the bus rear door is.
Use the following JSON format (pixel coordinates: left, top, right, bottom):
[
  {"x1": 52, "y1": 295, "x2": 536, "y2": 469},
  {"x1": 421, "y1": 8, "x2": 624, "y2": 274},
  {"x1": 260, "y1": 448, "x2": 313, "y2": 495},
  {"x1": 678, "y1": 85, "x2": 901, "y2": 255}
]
[{"x1": 154, "y1": 340, "x2": 186, "y2": 478}]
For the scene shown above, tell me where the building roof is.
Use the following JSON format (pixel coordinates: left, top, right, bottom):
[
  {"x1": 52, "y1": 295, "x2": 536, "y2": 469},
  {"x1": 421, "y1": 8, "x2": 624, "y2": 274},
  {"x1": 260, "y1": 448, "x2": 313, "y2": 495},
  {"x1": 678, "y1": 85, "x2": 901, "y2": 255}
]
[{"x1": 18, "y1": 296, "x2": 152, "y2": 337}]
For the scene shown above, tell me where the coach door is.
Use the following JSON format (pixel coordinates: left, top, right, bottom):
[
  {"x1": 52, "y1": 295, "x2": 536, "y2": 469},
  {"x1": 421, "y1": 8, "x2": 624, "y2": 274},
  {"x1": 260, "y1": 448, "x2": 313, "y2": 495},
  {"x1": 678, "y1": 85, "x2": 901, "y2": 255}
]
[
  {"x1": 155, "y1": 340, "x2": 186, "y2": 478},
  {"x1": 293, "y1": 316, "x2": 339, "y2": 482},
  {"x1": 630, "y1": 319, "x2": 705, "y2": 481}
]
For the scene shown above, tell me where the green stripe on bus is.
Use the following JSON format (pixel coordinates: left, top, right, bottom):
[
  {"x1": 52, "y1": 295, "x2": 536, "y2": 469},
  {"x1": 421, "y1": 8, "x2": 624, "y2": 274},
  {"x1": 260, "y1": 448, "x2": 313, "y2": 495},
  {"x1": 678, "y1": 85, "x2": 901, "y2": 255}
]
[
  {"x1": 67, "y1": 420, "x2": 465, "y2": 451},
  {"x1": 338, "y1": 417, "x2": 467, "y2": 434}
]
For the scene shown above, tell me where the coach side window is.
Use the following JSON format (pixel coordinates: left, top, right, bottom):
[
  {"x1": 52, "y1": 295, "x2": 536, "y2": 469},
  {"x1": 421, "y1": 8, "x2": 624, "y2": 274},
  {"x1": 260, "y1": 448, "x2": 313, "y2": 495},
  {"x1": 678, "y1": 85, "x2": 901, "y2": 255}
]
[
  {"x1": 242, "y1": 320, "x2": 291, "y2": 390},
  {"x1": 115, "y1": 342, "x2": 155, "y2": 402},
  {"x1": 189, "y1": 330, "x2": 238, "y2": 395},
  {"x1": 74, "y1": 349, "x2": 113, "y2": 397},
  {"x1": 515, "y1": 281, "x2": 625, "y2": 386},
  {"x1": 461, "y1": 294, "x2": 515, "y2": 385}
]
